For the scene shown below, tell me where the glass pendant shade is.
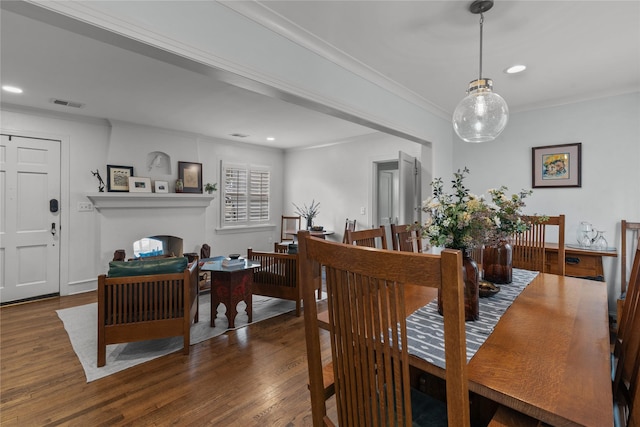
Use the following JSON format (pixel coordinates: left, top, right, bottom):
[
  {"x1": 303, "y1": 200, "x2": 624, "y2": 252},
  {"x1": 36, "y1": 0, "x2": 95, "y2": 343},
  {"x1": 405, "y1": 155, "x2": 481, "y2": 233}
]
[{"x1": 453, "y1": 79, "x2": 509, "y2": 143}]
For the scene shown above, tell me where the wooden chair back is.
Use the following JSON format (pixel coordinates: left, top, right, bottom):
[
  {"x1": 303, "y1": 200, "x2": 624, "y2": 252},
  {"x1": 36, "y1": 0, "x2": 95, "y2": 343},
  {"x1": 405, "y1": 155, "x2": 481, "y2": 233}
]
[
  {"x1": 298, "y1": 231, "x2": 470, "y2": 427},
  {"x1": 512, "y1": 214, "x2": 565, "y2": 275},
  {"x1": 469, "y1": 247, "x2": 483, "y2": 266},
  {"x1": 390, "y1": 223, "x2": 422, "y2": 253},
  {"x1": 345, "y1": 226, "x2": 388, "y2": 250},
  {"x1": 622, "y1": 220, "x2": 640, "y2": 297},
  {"x1": 281, "y1": 215, "x2": 301, "y2": 243},
  {"x1": 342, "y1": 218, "x2": 357, "y2": 243},
  {"x1": 614, "y1": 245, "x2": 640, "y2": 423},
  {"x1": 274, "y1": 242, "x2": 289, "y2": 253}
]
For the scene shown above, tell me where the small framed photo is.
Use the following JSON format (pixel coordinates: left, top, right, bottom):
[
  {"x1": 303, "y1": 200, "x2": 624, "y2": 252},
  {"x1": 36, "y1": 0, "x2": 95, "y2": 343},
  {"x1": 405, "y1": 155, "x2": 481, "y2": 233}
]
[
  {"x1": 107, "y1": 165, "x2": 134, "y2": 192},
  {"x1": 178, "y1": 161, "x2": 203, "y2": 193},
  {"x1": 128, "y1": 177, "x2": 152, "y2": 193},
  {"x1": 154, "y1": 180, "x2": 169, "y2": 193},
  {"x1": 532, "y1": 142, "x2": 582, "y2": 188}
]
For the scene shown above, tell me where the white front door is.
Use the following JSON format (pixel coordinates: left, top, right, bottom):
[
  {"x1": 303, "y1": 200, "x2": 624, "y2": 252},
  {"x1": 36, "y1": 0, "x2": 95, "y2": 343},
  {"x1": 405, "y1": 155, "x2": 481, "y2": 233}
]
[{"x1": 1, "y1": 134, "x2": 61, "y2": 303}]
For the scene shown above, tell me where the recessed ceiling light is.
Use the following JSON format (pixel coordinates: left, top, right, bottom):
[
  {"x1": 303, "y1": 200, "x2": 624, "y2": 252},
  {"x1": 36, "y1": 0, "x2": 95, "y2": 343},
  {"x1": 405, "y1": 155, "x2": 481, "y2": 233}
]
[
  {"x1": 266, "y1": 137, "x2": 275, "y2": 141},
  {"x1": 505, "y1": 65, "x2": 526, "y2": 74},
  {"x1": 2, "y1": 85, "x2": 23, "y2": 94}
]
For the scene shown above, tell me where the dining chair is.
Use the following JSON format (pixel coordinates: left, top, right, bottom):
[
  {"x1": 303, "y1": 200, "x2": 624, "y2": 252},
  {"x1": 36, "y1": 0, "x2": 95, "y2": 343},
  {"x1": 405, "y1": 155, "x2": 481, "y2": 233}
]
[
  {"x1": 342, "y1": 218, "x2": 357, "y2": 243},
  {"x1": 621, "y1": 220, "x2": 640, "y2": 299},
  {"x1": 281, "y1": 215, "x2": 301, "y2": 245},
  {"x1": 512, "y1": 214, "x2": 565, "y2": 275},
  {"x1": 199, "y1": 243, "x2": 212, "y2": 291},
  {"x1": 297, "y1": 230, "x2": 470, "y2": 427},
  {"x1": 345, "y1": 226, "x2": 388, "y2": 250},
  {"x1": 390, "y1": 223, "x2": 422, "y2": 253},
  {"x1": 613, "y1": 245, "x2": 640, "y2": 426}
]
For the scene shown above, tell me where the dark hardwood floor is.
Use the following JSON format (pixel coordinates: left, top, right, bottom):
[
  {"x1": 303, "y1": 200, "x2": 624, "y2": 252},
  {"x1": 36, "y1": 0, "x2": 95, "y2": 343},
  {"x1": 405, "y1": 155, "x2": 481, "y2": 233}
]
[{"x1": 1, "y1": 292, "x2": 335, "y2": 426}]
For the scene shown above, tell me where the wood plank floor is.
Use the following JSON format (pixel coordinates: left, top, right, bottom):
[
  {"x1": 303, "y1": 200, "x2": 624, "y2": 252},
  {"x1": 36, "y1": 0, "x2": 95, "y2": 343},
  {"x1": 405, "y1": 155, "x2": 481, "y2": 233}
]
[{"x1": 1, "y1": 292, "x2": 335, "y2": 426}]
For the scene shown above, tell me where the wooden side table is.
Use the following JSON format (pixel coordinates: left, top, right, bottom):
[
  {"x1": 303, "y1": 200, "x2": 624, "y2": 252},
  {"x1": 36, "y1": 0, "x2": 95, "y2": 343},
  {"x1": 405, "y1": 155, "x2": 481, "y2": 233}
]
[
  {"x1": 200, "y1": 258, "x2": 260, "y2": 328},
  {"x1": 545, "y1": 243, "x2": 617, "y2": 280}
]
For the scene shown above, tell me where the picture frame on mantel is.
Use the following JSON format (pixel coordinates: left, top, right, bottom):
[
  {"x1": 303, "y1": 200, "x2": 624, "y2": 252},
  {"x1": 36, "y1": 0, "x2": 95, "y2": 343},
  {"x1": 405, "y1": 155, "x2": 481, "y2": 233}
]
[
  {"x1": 107, "y1": 165, "x2": 134, "y2": 192},
  {"x1": 532, "y1": 142, "x2": 582, "y2": 188},
  {"x1": 154, "y1": 180, "x2": 169, "y2": 193},
  {"x1": 128, "y1": 177, "x2": 152, "y2": 193},
  {"x1": 178, "y1": 161, "x2": 203, "y2": 193}
]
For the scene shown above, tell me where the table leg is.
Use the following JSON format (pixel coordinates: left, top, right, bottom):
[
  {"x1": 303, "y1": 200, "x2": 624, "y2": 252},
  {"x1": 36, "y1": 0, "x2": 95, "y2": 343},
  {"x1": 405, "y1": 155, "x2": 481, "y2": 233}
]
[{"x1": 210, "y1": 268, "x2": 254, "y2": 328}]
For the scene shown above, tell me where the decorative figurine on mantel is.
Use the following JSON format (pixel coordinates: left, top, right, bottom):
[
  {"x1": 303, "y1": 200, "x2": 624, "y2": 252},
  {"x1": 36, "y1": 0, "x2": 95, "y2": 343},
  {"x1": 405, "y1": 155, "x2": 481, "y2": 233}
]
[{"x1": 92, "y1": 169, "x2": 105, "y2": 192}]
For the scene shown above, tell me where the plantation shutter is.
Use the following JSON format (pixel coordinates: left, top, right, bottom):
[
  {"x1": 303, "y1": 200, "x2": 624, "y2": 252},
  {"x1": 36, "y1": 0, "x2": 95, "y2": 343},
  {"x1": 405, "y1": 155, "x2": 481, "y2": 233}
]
[
  {"x1": 249, "y1": 168, "x2": 270, "y2": 222},
  {"x1": 221, "y1": 162, "x2": 270, "y2": 227},
  {"x1": 223, "y1": 165, "x2": 248, "y2": 224}
]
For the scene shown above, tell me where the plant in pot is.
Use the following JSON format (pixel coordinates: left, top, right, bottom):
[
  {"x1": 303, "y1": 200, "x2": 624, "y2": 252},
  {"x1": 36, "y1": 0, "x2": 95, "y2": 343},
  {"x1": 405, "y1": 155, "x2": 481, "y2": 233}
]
[
  {"x1": 204, "y1": 183, "x2": 217, "y2": 194},
  {"x1": 483, "y1": 187, "x2": 533, "y2": 284},
  {"x1": 415, "y1": 168, "x2": 493, "y2": 321},
  {"x1": 293, "y1": 199, "x2": 320, "y2": 230}
]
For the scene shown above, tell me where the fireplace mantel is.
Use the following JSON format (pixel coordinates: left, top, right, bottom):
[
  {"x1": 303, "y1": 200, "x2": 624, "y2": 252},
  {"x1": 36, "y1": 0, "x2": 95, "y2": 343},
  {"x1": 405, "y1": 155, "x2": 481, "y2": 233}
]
[{"x1": 86, "y1": 193, "x2": 215, "y2": 210}]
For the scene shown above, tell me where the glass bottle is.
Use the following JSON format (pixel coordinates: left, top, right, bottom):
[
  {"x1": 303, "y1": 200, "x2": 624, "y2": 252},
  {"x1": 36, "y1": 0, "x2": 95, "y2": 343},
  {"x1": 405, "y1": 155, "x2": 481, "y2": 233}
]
[
  {"x1": 438, "y1": 249, "x2": 479, "y2": 321},
  {"x1": 482, "y1": 239, "x2": 513, "y2": 284}
]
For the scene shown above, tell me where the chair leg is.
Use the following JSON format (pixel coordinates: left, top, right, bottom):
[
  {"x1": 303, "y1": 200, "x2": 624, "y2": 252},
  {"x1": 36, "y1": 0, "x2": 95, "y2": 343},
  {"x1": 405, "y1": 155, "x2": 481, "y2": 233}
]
[{"x1": 97, "y1": 335, "x2": 106, "y2": 367}]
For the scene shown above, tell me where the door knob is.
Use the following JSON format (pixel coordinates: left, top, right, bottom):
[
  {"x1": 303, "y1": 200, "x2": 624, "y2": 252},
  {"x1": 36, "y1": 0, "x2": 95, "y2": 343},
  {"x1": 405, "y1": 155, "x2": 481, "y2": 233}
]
[{"x1": 51, "y1": 222, "x2": 56, "y2": 236}]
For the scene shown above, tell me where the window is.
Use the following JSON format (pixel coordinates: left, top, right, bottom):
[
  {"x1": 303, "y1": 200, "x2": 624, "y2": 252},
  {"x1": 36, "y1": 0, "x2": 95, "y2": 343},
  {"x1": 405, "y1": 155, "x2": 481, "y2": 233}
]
[{"x1": 222, "y1": 162, "x2": 270, "y2": 227}]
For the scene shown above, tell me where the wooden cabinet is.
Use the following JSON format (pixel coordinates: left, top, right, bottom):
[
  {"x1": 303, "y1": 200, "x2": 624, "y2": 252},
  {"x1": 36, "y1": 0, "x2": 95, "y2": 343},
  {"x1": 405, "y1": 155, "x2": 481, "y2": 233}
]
[{"x1": 545, "y1": 243, "x2": 617, "y2": 280}]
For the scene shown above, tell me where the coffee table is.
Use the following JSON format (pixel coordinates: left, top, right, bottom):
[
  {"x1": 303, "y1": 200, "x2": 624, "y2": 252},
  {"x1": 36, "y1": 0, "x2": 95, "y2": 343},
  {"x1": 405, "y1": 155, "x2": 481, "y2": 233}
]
[{"x1": 200, "y1": 257, "x2": 260, "y2": 328}]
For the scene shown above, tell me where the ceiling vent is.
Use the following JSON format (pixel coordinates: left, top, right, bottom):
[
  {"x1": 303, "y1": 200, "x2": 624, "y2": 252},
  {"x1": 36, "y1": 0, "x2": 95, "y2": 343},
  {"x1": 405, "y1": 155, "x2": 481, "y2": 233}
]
[
  {"x1": 230, "y1": 133, "x2": 249, "y2": 138},
  {"x1": 50, "y1": 98, "x2": 85, "y2": 109}
]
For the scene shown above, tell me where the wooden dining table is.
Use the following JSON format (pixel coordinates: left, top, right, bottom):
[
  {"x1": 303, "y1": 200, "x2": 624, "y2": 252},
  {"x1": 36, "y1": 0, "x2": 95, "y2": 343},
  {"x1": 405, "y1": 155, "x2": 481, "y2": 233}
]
[{"x1": 317, "y1": 273, "x2": 613, "y2": 427}]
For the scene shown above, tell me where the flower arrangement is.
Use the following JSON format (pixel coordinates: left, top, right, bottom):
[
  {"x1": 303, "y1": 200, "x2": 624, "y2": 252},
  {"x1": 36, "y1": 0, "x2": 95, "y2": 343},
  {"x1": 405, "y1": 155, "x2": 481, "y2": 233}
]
[
  {"x1": 416, "y1": 168, "x2": 493, "y2": 251},
  {"x1": 293, "y1": 199, "x2": 320, "y2": 220},
  {"x1": 414, "y1": 168, "x2": 537, "y2": 251},
  {"x1": 485, "y1": 186, "x2": 532, "y2": 244}
]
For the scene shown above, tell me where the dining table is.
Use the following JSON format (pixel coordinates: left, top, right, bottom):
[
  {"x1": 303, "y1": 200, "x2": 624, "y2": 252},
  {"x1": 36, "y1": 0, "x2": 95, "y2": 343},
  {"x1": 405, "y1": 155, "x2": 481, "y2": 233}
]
[{"x1": 317, "y1": 271, "x2": 613, "y2": 427}]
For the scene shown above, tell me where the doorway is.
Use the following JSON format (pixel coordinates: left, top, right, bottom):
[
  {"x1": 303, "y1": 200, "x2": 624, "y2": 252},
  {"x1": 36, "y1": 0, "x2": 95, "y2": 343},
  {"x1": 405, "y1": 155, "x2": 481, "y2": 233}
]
[
  {"x1": 373, "y1": 151, "x2": 421, "y2": 244},
  {"x1": 1, "y1": 134, "x2": 61, "y2": 304}
]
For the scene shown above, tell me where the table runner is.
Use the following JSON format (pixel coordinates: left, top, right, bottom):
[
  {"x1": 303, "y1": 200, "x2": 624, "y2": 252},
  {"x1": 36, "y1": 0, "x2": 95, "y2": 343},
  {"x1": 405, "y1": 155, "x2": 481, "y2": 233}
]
[{"x1": 406, "y1": 268, "x2": 539, "y2": 369}]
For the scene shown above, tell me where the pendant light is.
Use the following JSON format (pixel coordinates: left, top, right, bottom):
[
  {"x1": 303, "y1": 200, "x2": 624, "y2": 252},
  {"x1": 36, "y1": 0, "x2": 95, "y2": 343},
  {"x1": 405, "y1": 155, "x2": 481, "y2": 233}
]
[{"x1": 452, "y1": 0, "x2": 508, "y2": 143}]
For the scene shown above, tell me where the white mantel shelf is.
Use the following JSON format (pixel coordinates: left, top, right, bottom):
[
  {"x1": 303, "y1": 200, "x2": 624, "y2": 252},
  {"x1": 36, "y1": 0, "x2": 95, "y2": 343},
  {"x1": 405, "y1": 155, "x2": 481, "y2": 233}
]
[{"x1": 86, "y1": 193, "x2": 215, "y2": 210}]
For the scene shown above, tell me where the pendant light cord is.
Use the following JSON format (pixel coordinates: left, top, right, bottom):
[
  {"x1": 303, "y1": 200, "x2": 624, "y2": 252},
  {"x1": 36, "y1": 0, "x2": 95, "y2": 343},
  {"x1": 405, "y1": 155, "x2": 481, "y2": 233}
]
[{"x1": 478, "y1": 13, "x2": 484, "y2": 82}]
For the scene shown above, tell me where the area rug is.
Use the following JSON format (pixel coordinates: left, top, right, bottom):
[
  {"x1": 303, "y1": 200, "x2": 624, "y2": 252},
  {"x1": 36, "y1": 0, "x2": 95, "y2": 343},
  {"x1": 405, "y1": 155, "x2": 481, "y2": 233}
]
[{"x1": 56, "y1": 293, "x2": 307, "y2": 382}]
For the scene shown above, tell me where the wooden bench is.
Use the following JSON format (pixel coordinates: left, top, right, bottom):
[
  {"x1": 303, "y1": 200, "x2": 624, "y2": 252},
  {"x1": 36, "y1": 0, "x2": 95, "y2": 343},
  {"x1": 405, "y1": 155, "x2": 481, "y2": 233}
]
[
  {"x1": 97, "y1": 257, "x2": 199, "y2": 367},
  {"x1": 247, "y1": 248, "x2": 321, "y2": 316}
]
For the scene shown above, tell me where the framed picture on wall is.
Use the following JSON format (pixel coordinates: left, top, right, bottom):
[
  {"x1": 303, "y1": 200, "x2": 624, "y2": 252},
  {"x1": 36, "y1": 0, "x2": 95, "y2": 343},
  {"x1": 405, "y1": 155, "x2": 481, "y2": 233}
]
[
  {"x1": 178, "y1": 161, "x2": 203, "y2": 193},
  {"x1": 107, "y1": 165, "x2": 134, "y2": 192},
  {"x1": 532, "y1": 142, "x2": 582, "y2": 188},
  {"x1": 128, "y1": 177, "x2": 152, "y2": 193}
]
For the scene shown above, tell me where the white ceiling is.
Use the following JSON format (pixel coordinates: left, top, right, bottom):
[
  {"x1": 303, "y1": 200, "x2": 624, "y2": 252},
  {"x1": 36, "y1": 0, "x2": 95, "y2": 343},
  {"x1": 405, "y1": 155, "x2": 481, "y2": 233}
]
[{"x1": 1, "y1": 1, "x2": 639, "y2": 149}]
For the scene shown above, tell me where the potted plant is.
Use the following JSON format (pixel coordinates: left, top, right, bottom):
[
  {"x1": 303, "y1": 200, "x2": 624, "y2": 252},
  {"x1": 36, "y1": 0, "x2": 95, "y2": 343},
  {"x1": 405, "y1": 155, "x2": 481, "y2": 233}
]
[
  {"x1": 414, "y1": 168, "x2": 493, "y2": 321},
  {"x1": 293, "y1": 199, "x2": 320, "y2": 230},
  {"x1": 483, "y1": 186, "x2": 533, "y2": 284},
  {"x1": 204, "y1": 183, "x2": 217, "y2": 194}
]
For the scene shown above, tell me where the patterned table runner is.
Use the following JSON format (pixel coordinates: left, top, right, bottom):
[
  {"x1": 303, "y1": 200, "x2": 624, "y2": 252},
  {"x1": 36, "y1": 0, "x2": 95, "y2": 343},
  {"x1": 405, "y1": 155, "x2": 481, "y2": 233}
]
[{"x1": 406, "y1": 268, "x2": 539, "y2": 369}]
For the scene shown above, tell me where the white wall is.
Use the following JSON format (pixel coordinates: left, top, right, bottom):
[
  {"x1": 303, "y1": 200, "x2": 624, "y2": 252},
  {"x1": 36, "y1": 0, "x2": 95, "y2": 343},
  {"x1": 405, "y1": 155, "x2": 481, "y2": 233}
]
[
  {"x1": 284, "y1": 132, "x2": 431, "y2": 243},
  {"x1": 453, "y1": 92, "x2": 640, "y2": 313}
]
